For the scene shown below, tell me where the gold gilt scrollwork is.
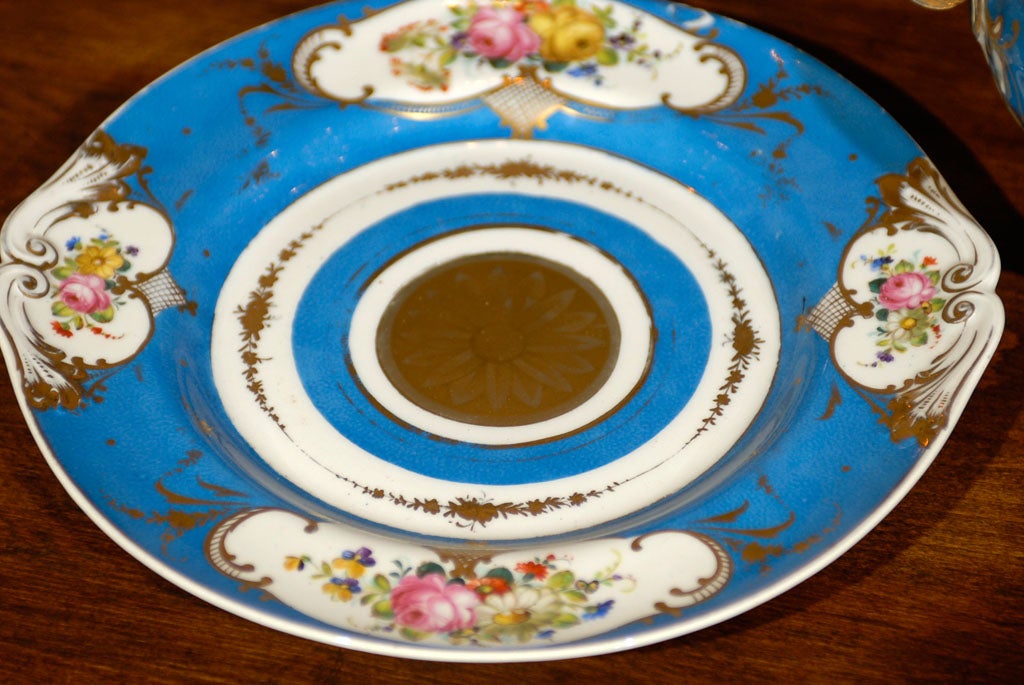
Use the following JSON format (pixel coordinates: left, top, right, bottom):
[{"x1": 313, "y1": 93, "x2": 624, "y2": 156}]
[
  {"x1": 801, "y1": 158, "x2": 1002, "y2": 446},
  {"x1": 0, "y1": 131, "x2": 193, "y2": 411}
]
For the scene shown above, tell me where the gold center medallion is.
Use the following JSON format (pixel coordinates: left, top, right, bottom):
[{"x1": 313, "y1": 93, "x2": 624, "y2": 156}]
[{"x1": 376, "y1": 252, "x2": 620, "y2": 427}]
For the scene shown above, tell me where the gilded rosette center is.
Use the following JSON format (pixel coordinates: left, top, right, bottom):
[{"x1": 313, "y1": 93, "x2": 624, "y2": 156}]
[{"x1": 376, "y1": 253, "x2": 620, "y2": 426}]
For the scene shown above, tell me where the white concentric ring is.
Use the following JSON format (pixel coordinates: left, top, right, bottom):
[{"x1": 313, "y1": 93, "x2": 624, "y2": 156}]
[
  {"x1": 211, "y1": 139, "x2": 780, "y2": 540},
  {"x1": 349, "y1": 227, "x2": 652, "y2": 445}
]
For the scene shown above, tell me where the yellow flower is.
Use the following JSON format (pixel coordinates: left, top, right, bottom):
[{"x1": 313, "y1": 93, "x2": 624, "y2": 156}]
[
  {"x1": 284, "y1": 555, "x2": 306, "y2": 571},
  {"x1": 528, "y1": 6, "x2": 605, "y2": 62},
  {"x1": 332, "y1": 557, "x2": 367, "y2": 579},
  {"x1": 76, "y1": 245, "x2": 124, "y2": 279},
  {"x1": 322, "y1": 580, "x2": 355, "y2": 601}
]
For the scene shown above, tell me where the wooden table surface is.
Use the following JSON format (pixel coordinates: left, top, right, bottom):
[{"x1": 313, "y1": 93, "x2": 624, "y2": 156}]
[{"x1": 1, "y1": 1, "x2": 1021, "y2": 682}]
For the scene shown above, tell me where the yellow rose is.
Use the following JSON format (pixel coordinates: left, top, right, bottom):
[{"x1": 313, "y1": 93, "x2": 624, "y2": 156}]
[{"x1": 528, "y1": 6, "x2": 605, "y2": 62}]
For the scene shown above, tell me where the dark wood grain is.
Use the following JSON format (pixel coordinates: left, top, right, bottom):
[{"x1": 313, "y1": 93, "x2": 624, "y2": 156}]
[{"x1": 1, "y1": 1, "x2": 1021, "y2": 682}]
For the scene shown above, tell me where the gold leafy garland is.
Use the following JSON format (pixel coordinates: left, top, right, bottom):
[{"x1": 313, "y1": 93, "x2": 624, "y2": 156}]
[
  {"x1": 689, "y1": 251, "x2": 765, "y2": 440},
  {"x1": 229, "y1": 157, "x2": 762, "y2": 528},
  {"x1": 234, "y1": 223, "x2": 326, "y2": 431},
  {"x1": 334, "y1": 479, "x2": 624, "y2": 530}
]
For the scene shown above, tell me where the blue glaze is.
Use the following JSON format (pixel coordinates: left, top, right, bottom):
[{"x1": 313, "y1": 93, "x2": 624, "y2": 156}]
[{"x1": 292, "y1": 194, "x2": 710, "y2": 484}]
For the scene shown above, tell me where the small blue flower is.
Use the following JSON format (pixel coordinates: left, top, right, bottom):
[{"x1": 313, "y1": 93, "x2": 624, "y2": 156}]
[
  {"x1": 329, "y1": 576, "x2": 361, "y2": 592},
  {"x1": 125, "y1": 245, "x2": 139, "y2": 256},
  {"x1": 876, "y1": 350, "x2": 895, "y2": 364},
  {"x1": 568, "y1": 63, "x2": 599, "y2": 78},
  {"x1": 871, "y1": 255, "x2": 894, "y2": 270},
  {"x1": 65, "y1": 236, "x2": 80, "y2": 250},
  {"x1": 583, "y1": 599, "x2": 614, "y2": 621}
]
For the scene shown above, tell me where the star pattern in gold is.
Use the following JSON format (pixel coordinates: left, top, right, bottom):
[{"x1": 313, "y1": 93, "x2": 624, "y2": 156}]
[{"x1": 377, "y1": 253, "x2": 619, "y2": 426}]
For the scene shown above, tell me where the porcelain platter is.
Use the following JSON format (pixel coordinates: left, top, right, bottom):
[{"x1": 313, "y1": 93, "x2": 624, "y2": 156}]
[{"x1": 0, "y1": 0, "x2": 1004, "y2": 662}]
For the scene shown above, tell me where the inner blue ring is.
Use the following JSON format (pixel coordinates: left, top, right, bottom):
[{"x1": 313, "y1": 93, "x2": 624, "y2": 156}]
[{"x1": 292, "y1": 193, "x2": 711, "y2": 485}]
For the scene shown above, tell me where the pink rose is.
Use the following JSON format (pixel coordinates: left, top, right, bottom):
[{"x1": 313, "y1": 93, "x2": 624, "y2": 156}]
[
  {"x1": 878, "y1": 271, "x2": 936, "y2": 310},
  {"x1": 467, "y1": 7, "x2": 540, "y2": 62},
  {"x1": 58, "y1": 273, "x2": 112, "y2": 314},
  {"x1": 390, "y1": 573, "x2": 480, "y2": 633}
]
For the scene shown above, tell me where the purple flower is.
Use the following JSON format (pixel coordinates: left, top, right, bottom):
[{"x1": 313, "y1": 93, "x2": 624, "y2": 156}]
[
  {"x1": 609, "y1": 32, "x2": 635, "y2": 49},
  {"x1": 342, "y1": 547, "x2": 376, "y2": 567}
]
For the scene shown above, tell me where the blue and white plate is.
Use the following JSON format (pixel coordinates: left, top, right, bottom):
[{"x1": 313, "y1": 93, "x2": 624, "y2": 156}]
[{"x1": 0, "y1": 0, "x2": 1004, "y2": 662}]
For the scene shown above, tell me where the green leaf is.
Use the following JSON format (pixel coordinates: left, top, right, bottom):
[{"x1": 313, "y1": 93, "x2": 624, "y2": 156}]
[
  {"x1": 484, "y1": 567, "x2": 514, "y2": 584},
  {"x1": 926, "y1": 269, "x2": 941, "y2": 285},
  {"x1": 564, "y1": 590, "x2": 588, "y2": 603},
  {"x1": 893, "y1": 259, "x2": 915, "y2": 274},
  {"x1": 52, "y1": 301, "x2": 74, "y2": 317},
  {"x1": 489, "y1": 57, "x2": 512, "y2": 69},
  {"x1": 868, "y1": 277, "x2": 887, "y2": 294},
  {"x1": 552, "y1": 612, "x2": 580, "y2": 628},
  {"x1": 51, "y1": 265, "x2": 73, "y2": 280},
  {"x1": 381, "y1": 35, "x2": 408, "y2": 52},
  {"x1": 371, "y1": 599, "x2": 393, "y2": 619},
  {"x1": 543, "y1": 60, "x2": 569, "y2": 72},
  {"x1": 440, "y1": 48, "x2": 458, "y2": 67},
  {"x1": 515, "y1": 625, "x2": 538, "y2": 643},
  {"x1": 416, "y1": 562, "x2": 446, "y2": 578},
  {"x1": 90, "y1": 306, "x2": 115, "y2": 324},
  {"x1": 596, "y1": 48, "x2": 619, "y2": 66},
  {"x1": 400, "y1": 627, "x2": 430, "y2": 642},
  {"x1": 929, "y1": 298, "x2": 946, "y2": 311},
  {"x1": 372, "y1": 574, "x2": 392, "y2": 592},
  {"x1": 911, "y1": 332, "x2": 929, "y2": 346},
  {"x1": 594, "y1": 5, "x2": 617, "y2": 29},
  {"x1": 875, "y1": 308, "x2": 889, "y2": 321},
  {"x1": 547, "y1": 570, "x2": 575, "y2": 591}
]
